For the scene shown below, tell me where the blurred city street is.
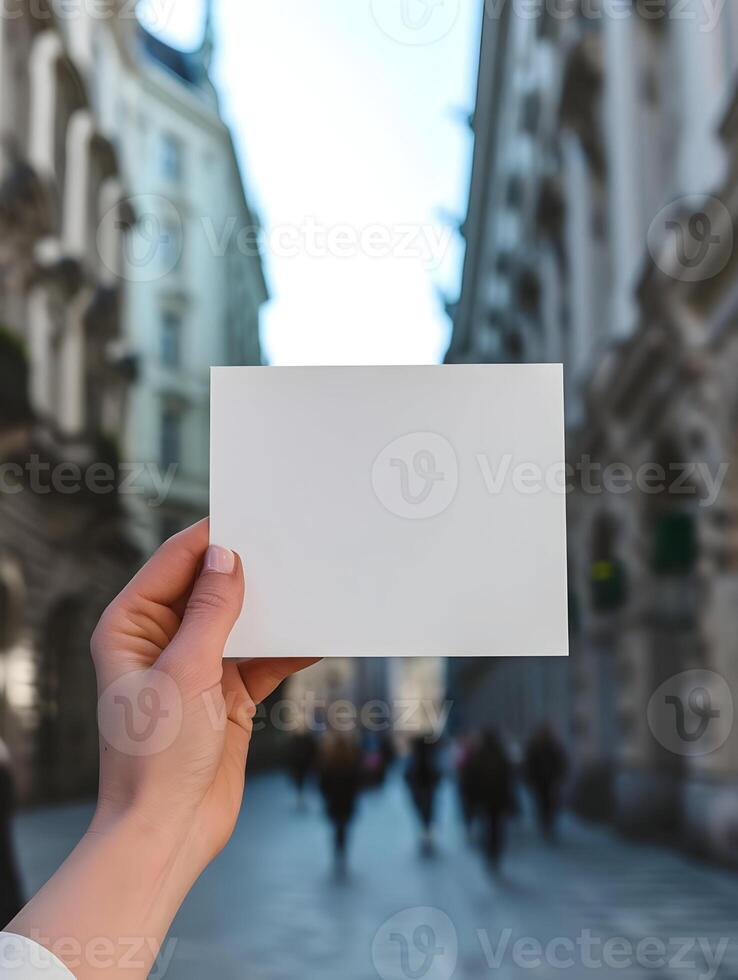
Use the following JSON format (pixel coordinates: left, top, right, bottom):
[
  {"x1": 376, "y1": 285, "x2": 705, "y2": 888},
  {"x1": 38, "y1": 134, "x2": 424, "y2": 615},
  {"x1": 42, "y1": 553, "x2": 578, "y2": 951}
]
[
  {"x1": 14, "y1": 771, "x2": 738, "y2": 980},
  {"x1": 6, "y1": 0, "x2": 738, "y2": 973}
]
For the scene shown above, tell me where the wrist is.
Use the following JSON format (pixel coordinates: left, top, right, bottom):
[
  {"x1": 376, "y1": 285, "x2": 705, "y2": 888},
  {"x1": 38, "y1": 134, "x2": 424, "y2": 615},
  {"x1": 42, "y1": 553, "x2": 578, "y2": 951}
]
[
  {"x1": 8, "y1": 808, "x2": 192, "y2": 979},
  {"x1": 90, "y1": 798, "x2": 192, "y2": 864},
  {"x1": 87, "y1": 802, "x2": 205, "y2": 906}
]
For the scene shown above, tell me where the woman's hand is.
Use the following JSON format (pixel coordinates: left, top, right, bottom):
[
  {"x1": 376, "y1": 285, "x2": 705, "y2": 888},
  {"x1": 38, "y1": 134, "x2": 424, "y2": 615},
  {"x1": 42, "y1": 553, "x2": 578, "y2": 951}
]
[
  {"x1": 92, "y1": 518, "x2": 316, "y2": 866},
  {"x1": 7, "y1": 520, "x2": 318, "y2": 978}
]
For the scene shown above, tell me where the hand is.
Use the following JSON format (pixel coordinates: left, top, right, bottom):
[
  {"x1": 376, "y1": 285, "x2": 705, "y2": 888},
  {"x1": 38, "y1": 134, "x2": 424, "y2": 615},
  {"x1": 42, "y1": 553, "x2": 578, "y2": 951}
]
[
  {"x1": 92, "y1": 518, "x2": 316, "y2": 866},
  {"x1": 8, "y1": 520, "x2": 318, "y2": 978}
]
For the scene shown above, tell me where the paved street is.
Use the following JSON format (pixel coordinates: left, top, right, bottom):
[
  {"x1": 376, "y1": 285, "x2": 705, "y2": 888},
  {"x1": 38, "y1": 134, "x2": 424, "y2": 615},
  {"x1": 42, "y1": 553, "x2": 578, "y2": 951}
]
[{"x1": 13, "y1": 773, "x2": 738, "y2": 980}]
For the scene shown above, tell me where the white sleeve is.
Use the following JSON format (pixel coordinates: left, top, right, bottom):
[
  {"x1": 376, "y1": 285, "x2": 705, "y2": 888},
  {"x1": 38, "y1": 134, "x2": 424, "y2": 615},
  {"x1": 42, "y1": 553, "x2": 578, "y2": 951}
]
[{"x1": 0, "y1": 933, "x2": 75, "y2": 977}]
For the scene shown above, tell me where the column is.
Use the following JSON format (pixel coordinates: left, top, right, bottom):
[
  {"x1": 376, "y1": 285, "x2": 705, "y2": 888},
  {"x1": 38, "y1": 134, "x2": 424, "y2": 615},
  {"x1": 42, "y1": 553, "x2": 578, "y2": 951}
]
[
  {"x1": 561, "y1": 132, "x2": 594, "y2": 408},
  {"x1": 671, "y1": 0, "x2": 729, "y2": 196},
  {"x1": 62, "y1": 109, "x2": 93, "y2": 260},
  {"x1": 602, "y1": 12, "x2": 642, "y2": 341},
  {"x1": 27, "y1": 286, "x2": 53, "y2": 418},
  {"x1": 58, "y1": 296, "x2": 87, "y2": 436},
  {"x1": 98, "y1": 176, "x2": 125, "y2": 286},
  {"x1": 29, "y1": 31, "x2": 62, "y2": 180}
]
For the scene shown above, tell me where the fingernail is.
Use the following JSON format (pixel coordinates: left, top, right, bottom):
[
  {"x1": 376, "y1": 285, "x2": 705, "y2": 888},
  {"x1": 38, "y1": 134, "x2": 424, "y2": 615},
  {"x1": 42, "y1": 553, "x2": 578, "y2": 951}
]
[{"x1": 204, "y1": 545, "x2": 236, "y2": 575}]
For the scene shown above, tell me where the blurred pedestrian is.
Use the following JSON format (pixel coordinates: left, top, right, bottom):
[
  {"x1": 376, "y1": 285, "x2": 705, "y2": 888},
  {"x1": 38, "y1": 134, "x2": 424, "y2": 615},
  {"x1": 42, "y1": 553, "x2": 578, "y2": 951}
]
[
  {"x1": 405, "y1": 737, "x2": 442, "y2": 855},
  {"x1": 0, "y1": 740, "x2": 22, "y2": 926},
  {"x1": 524, "y1": 724, "x2": 568, "y2": 840},
  {"x1": 287, "y1": 731, "x2": 318, "y2": 809},
  {"x1": 472, "y1": 729, "x2": 516, "y2": 871},
  {"x1": 455, "y1": 733, "x2": 480, "y2": 838},
  {"x1": 317, "y1": 732, "x2": 363, "y2": 872}
]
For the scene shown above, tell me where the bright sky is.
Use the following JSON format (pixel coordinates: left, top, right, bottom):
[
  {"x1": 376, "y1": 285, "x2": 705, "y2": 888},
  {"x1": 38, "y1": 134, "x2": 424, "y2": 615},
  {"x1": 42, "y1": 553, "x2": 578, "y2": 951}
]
[{"x1": 138, "y1": 0, "x2": 480, "y2": 365}]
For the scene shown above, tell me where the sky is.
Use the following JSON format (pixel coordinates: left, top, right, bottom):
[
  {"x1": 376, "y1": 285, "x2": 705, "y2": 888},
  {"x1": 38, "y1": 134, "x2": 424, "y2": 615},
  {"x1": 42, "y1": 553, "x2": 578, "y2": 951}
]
[{"x1": 138, "y1": 0, "x2": 481, "y2": 365}]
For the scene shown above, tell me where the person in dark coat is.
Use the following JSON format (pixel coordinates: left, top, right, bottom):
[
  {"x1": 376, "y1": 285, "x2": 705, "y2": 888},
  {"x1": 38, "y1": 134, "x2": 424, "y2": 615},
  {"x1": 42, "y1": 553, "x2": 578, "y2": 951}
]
[
  {"x1": 317, "y1": 732, "x2": 363, "y2": 871},
  {"x1": 524, "y1": 724, "x2": 568, "y2": 840},
  {"x1": 0, "y1": 740, "x2": 23, "y2": 925},
  {"x1": 405, "y1": 737, "x2": 442, "y2": 854},
  {"x1": 455, "y1": 734, "x2": 481, "y2": 838},
  {"x1": 470, "y1": 729, "x2": 516, "y2": 870}
]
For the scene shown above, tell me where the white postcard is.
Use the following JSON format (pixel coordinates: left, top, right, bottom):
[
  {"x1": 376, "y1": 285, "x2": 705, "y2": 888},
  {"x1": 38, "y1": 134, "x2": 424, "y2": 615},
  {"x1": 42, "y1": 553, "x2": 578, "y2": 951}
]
[{"x1": 210, "y1": 365, "x2": 568, "y2": 659}]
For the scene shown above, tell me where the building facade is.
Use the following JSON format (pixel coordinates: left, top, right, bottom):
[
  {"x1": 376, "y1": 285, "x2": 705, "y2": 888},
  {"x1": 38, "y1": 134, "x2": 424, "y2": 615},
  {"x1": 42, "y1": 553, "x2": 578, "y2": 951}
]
[
  {"x1": 0, "y1": 0, "x2": 138, "y2": 802},
  {"x1": 447, "y1": 0, "x2": 738, "y2": 862},
  {"x1": 91, "y1": 0, "x2": 268, "y2": 549},
  {"x1": 0, "y1": 0, "x2": 267, "y2": 802}
]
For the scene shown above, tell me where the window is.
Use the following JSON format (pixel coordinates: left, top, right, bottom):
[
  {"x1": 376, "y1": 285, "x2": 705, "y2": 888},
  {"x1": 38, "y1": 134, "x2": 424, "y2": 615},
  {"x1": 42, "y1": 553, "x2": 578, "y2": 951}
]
[
  {"x1": 161, "y1": 133, "x2": 183, "y2": 181},
  {"x1": 161, "y1": 311, "x2": 182, "y2": 368},
  {"x1": 160, "y1": 407, "x2": 182, "y2": 468},
  {"x1": 159, "y1": 220, "x2": 182, "y2": 272}
]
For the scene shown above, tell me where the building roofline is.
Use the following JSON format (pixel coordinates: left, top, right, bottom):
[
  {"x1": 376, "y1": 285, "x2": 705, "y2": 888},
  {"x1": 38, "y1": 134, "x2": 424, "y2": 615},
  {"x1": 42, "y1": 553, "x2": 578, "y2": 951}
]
[{"x1": 446, "y1": 2, "x2": 513, "y2": 363}]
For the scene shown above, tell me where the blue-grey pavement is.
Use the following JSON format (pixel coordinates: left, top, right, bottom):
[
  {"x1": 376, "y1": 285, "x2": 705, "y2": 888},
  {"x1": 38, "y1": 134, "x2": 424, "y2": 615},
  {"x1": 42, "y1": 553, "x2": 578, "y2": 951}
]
[{"x1": 13, "y1": 773, "x2": 738, "y2": 980}]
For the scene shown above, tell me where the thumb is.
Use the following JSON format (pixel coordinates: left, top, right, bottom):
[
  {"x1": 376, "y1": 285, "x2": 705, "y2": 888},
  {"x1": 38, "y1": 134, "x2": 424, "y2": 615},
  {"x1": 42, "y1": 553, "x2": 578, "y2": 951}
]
[{"x1": 164, "y1": 545, "x2": 245, "y2": 678}]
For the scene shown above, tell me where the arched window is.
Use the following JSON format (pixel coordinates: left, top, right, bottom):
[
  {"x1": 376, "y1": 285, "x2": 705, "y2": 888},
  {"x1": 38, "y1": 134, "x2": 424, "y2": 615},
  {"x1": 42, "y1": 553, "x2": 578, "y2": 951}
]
[{"x1": 36, "y1": 595, "x2": 97, "y2": 801}]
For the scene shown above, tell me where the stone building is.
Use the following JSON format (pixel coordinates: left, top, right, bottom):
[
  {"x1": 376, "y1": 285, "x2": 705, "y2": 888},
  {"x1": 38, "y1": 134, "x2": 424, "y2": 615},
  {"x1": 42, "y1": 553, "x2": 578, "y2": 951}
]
[
  {"x1": 447, "y1": 0, "x2": 738, "y2": 862},
  {"x1": 0, "y1": 1, "x2": 138, "y2": 802},
  {"x1": 0, "y1": 0, "x2": 267, "y2": 802},
  {"x1": 90, "y1": 0, "x2": 268, "y2": 550}
]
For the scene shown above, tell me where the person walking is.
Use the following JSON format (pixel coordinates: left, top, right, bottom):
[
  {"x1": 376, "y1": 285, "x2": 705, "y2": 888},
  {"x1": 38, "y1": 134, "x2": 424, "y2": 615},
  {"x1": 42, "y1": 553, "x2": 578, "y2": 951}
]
[
  {"x1": 317, "y1": 731, "x2": 363, "y2": 872},
  {"x1": 472, "y1": 729, "x2": 516, "y2": 871},
  {"x1": 405, "y1": 738, "x2": 442, "y2": 855},
  {"x1": 455, "y1": 733, "x2": 480, "y2": 839},
  {"x1": 524, "y1": 724, "x2": 568, "y2": 840}
]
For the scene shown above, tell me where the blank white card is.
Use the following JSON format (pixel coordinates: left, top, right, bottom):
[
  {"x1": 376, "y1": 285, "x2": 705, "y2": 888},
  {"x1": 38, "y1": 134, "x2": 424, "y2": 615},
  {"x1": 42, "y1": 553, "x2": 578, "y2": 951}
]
[{"x1": 210, "y1": 365, "x2": 568, "y2": 659}]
